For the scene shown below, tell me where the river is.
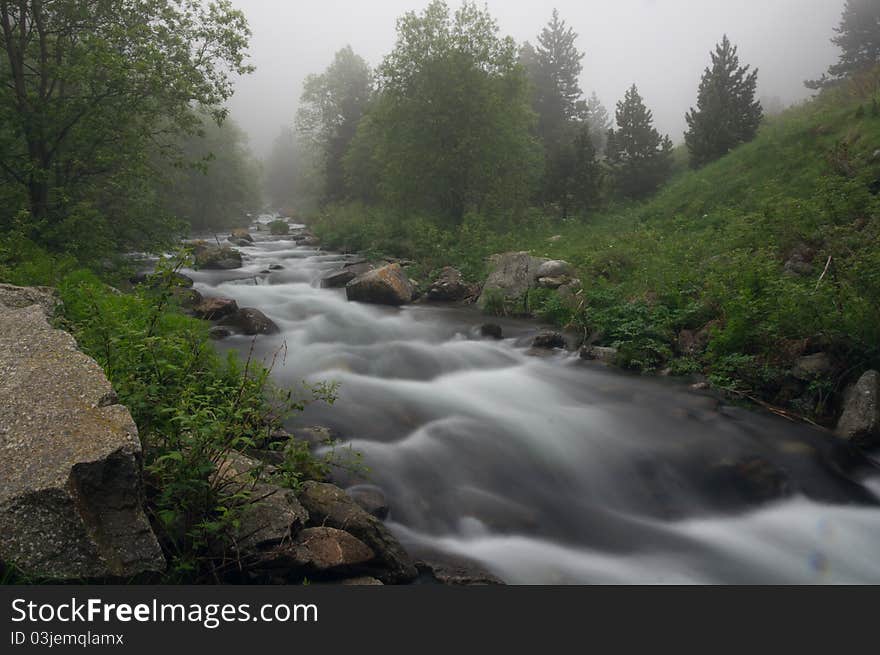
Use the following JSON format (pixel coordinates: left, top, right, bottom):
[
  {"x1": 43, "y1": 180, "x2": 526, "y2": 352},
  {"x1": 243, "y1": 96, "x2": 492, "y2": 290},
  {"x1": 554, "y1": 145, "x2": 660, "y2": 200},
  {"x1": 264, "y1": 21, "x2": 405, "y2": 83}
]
[{"x1": 183, "y1": 217, "x2": 880, "y2": 584}]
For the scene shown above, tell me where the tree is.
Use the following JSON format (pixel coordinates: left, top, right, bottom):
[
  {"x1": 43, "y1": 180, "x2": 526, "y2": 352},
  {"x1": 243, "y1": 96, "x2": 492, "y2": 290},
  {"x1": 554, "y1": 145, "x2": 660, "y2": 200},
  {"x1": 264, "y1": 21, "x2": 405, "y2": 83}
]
[
  {"x1": 158, "y1": 117, "x2": 262, "y2": 233},
  {"x1": 532, "y1": 9, "x2": 584, "y2": 141},
  {"x1": 296, "y1": 46, "x2": 371, "y2": 203},
  {"x1": 265, "y1": 127, "x2": 321, "y2": 215},
  {"x1": 584, "y1": 91, "x2": 612, "y2": 155},
  {"x1": 606, "y1": 85, "x2": 673, "y2": 199},
  {"x1": 522, "y1": 10, "x2": 590, "y2": 214},
  {"x1": 0, "y1": 0, "x2": 253, "y2": 252},
  {"x1": 808, "y1": 0, "x2": 880, "y2": 88},
  {"x1": 685, "y1": 36, "x2": 762, "y2": 168},
  {"x1": 348, "y1": 0, "x2": 541, "y2": 223}
]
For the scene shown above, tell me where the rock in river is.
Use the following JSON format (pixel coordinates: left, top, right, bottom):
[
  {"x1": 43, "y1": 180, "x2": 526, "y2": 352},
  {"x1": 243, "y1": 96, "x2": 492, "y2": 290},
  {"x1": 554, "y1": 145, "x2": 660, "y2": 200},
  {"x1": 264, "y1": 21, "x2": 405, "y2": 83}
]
[
  {"x1": 219, "y1": 307, "x2": 279, "y2": 336},
  {"x1": 193, "y1": 296, "x2": 239, "y2": 321},
  {"x1": 298, "y1": 481, "x2": 417, "y2": 583},
  {"x1": 836, "y1": 370, "x2": 880, "y2": 447},
  {"x1": 345, "y1": 263, "x2": 414, "y2": 306},
  {"x1": 0, "y1": 290, "x2": 165, "y2": 580}
]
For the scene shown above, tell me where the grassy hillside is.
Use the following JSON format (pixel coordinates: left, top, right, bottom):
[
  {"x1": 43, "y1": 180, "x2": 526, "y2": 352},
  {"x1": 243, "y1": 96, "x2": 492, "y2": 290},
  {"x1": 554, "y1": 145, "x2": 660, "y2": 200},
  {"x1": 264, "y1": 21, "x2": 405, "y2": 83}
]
[{"x1": 312, "y1": 72, "x2": 880, "y2": 424}]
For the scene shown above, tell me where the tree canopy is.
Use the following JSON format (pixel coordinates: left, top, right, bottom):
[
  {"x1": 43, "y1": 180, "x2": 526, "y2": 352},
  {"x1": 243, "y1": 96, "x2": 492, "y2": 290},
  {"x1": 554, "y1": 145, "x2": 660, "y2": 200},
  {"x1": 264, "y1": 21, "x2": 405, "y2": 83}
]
[
  {"x1": 606, "y1": 85, "x2": 673, "y2": 199},
  {"x1": 296, "y1": 46, "x2": 372, "y2": 203},
  {"x1": 808, "y1": 0, "x2": 880, "y2": 88},
  {"x1": 345, "y1": 0, "x2": 541, "y2": 223},
  {"x1": 0, "y1": 0, "x2": 253, "y2": 254}
]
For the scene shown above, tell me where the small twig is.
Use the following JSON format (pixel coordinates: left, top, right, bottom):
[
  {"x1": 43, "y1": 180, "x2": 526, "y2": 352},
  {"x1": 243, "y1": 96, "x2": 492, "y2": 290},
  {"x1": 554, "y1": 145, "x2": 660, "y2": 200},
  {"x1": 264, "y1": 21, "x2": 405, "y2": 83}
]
[
  {"x1": 815, "y1": 256, "x2": 832, "y2": 291},
  {"x1": 724, "y1": 387, "x2": 825, "y2": 429}
]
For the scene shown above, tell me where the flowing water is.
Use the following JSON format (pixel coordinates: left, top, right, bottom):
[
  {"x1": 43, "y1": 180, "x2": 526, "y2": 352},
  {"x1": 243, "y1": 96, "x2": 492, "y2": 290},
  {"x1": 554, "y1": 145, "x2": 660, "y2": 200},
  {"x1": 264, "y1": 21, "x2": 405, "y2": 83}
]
[{"x1": 185, "y1": 218, "x2": 880, "y2": 584}]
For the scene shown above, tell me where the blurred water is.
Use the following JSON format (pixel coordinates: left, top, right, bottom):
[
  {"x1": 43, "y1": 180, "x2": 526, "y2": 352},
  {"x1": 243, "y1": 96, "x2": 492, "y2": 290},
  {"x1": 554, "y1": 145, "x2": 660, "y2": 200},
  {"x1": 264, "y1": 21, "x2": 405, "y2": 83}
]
[{"x1": 186, "y1": 217, "x2": 880, "y2": 584}]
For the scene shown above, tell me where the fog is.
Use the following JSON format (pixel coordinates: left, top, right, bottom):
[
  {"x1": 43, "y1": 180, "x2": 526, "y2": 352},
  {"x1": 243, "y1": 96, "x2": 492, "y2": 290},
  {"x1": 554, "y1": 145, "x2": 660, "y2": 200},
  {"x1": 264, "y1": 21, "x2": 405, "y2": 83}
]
[{"x1": 227, "y1": 0, "x2": 845, "y2": 156}]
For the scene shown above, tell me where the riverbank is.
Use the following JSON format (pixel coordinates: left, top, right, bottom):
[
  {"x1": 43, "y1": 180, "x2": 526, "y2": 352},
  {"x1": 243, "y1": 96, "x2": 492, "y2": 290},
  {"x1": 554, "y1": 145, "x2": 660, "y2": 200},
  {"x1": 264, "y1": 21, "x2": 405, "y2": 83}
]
[
  {"x1": 178, "y1": 217, "x2": 880, "y2": 583},
  {"x1": 306, "y1": 82, "x2": 880, "y2": 434}
]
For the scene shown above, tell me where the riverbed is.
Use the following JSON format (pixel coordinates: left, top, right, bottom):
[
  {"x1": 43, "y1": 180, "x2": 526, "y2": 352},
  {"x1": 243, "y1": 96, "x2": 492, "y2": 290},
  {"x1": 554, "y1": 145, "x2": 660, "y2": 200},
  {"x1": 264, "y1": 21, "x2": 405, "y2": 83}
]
[{"x1": 183, "y1": 218, "x2": 880, "y2": 584}]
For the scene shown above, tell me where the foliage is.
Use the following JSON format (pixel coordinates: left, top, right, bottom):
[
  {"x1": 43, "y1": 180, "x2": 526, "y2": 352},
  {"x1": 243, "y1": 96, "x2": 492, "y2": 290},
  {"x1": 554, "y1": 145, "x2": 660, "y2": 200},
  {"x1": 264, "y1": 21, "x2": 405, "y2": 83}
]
[
  {"x1": 48, "y1": 255, "x2": 334, "y2": 581},
  {"x1": 345, "y1": 0, "x2": 542, "y2": 224},
  {"x1": 0, "y1": 0, "x2": 253, "y2": 254},
  {"x1": 316, "y1": 74, "x2": 880, "y2": 421},
  {"x1": 606, "y1": 85, "x2": 674, "y2": 198},
  {"x1": 269, "y1": 220, "x2": 290, "y2": 235},
  {"x1": 296, "y1": 46, "x2": 372, "y2": 202},
  {"x1": 807, "y1": 0, "x2": 880, "y2": 88},
  {"x1": 685, "y1": 35, "x2": 763, "y2": 168},
  {"x1": 158, "y1": 117, "x2": 262, "y2": 234}
]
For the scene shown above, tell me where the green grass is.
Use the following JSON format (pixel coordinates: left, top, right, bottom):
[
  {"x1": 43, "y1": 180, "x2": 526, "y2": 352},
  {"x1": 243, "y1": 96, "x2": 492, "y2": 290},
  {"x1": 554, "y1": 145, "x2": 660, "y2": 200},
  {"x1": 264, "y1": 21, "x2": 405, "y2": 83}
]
[{"x1": 313, "y1": 72, "x2": 880, "y2": 423}]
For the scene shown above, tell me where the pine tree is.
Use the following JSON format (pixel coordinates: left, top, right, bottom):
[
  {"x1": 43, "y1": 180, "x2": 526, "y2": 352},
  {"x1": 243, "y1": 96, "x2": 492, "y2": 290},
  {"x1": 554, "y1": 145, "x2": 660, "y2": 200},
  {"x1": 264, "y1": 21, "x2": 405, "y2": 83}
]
[
  {"x1": 584, "y1": 91, "x2": 612, "y2": 155},
  {"x1": 606, "y1": 85, "x2": 673, "y2": 199},
  {"x1": 533, "y1": 8, "x2": 584, "y2": 139},
  {"x1": 685, "y1": 36, "x2": 762, "y2": 168},
  {"x1": 808, "y1": 0, "x2": 880, "y2": 88}
]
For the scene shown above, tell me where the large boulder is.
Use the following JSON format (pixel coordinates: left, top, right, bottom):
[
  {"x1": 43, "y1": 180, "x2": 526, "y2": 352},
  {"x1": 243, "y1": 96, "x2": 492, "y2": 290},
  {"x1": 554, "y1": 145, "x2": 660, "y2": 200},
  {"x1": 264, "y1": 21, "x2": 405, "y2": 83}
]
[
  {"x1": 478, "y1": 252, "x2": 548, "y2": 310},
  {"x1": 0, "y1": 284, "x2": 60, "y2": 316},
  {"x1": 212, "y1": 453, "x2": 308, "y2": 554},
  {"x1": 426, "y1": 267, "x2": 472, "y2": 302},
  {"x1": 535, "y1": 260, "x2": 572, "y2": 280},
  {"x1": 345, "y1": 485, "x2": 390, "y2": 519},
  {"x1": 193, "y1": 297, "x2": 238, "y2": 321},
  {"x1": 836, "y1": 370, "x2": 880, "y2": 446},
  {"x1": 322, "y1": 270, "x2": 357, "y2": 289},
  {"x1": 192, "y1": 242, "x2": 243, "y2": 270},
  {"x1": 230, "y1": 228, "x2": 254, "y2": 243},
  {"x1": 345, "y1": 264, "x2": 414, "y2": 307},
  {"x1": 0, "y1": 298, "x2": 165, "y2": 580},
  {"x1": 258, "y1": 527, "x2": 375, "y2": 577},
  {"x1": 219, "y1": 308, "x2": 279, "y2": 336},
  {"x1": 298, "y1": 481, "x2": 417, "y2": 583}
]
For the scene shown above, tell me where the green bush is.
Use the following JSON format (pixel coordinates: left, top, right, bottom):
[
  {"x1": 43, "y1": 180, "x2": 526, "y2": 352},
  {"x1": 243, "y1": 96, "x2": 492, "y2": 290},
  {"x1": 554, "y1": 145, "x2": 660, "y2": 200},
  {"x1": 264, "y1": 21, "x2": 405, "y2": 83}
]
[
  {"x1": 56, "y1": 256, "x2": 336, "y2": 581},
  {"x1": 269, "y1": 220, "x2": 290, "y2": 235}
]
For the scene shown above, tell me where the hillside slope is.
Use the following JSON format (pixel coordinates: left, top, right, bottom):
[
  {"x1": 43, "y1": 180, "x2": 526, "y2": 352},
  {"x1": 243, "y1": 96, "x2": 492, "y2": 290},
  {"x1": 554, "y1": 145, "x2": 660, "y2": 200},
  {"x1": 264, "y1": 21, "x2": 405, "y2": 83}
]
[{"x1": 313, "y1": 72, "x2": 880, "y2": 425}]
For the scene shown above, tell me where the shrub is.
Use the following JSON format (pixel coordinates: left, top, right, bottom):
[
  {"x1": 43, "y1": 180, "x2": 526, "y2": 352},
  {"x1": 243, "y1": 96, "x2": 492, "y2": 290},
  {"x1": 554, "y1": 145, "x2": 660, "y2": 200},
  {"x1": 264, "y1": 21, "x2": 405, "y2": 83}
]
[
  {"x1": 56, "y1": 255, "x2": 335, "y2": 581},
  {"x1": 269, "y1": 220, "x2": 290, "y2": 235}
]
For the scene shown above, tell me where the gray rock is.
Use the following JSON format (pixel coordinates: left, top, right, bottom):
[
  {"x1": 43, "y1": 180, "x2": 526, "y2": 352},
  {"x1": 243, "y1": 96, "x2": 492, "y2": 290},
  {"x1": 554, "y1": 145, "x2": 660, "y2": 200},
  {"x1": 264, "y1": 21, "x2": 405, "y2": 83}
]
[
  {"x1": 581, "y1": 346, "x2": 618, "y2": 364},
  {"x1": 335, "y1": 576, "x2": 384, "y2": 586},
  {"x1": 209, "y1": 326, "x2": 233, "y2": 340},
  {"x1": 0, "y1": 302, "x2": 165, "y2": 580},
  {"x1": 293, "y1": 425, "x2": 339, "y2": 449},
  {"x1": 480, "y1": 323, "x2": 503, "y2": 339},
  {"x1": 192, "y1": 242, "x2": 243, "y2": 270},
  {"x1": 0, "y1": 284, "x2": 60, "y2": 317},
  {"x1": 212, "y1": 453, "x2": 307, "y2": 553},
  {"x1": 426, "y1": 267, "x2": 472, "y2": 302},
  {"x1": 346, "y1": 485, "x2": 389, "y2": 519},
  {"x1": 536, "y1": 276, "x2": 569, "y2": 289},
  {"x1": 535, "y1": 260, "x2": 572, "y2": 279},
  {"x1": 298, "y1": 481, "x2": 417, "y2": 583},
  {"x1": 417, "y1": 558, "x2": 504, "y2": 585},
  {"x1": 836, "y1": 370, "x2": 880, "y2": 446},
  {"x1": 219, "y1": 308, "x2": 279, "y2": 336},
  {"x1": 792, "y1": 352, "x2": 834, "y2": 380},
  {"x1": 346, "y1": 264, "x2": 414, "y2": 306},
  {"x1": 259, "y1": 527, "x2": 374, "y2": 575},
  {"x1": 193, "y1": 297, "x2": 239, "y2": 320},
  {"x1": 477, "y1": 252, "x2": 548, "y2": 310},
  {"x1": 321, "y1": 269, "x2": 358, "y2": 289},
  {"x1": 532, "y1": 331, "x2": 567, "y2": 350}
]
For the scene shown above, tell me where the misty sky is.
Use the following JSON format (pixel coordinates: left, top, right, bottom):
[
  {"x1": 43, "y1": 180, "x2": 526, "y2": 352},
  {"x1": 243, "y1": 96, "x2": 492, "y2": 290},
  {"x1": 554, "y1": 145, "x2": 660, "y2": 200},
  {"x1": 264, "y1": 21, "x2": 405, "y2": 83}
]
[{"x1": 226, "y1": 0, "x2": 846, "y2": 157}]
